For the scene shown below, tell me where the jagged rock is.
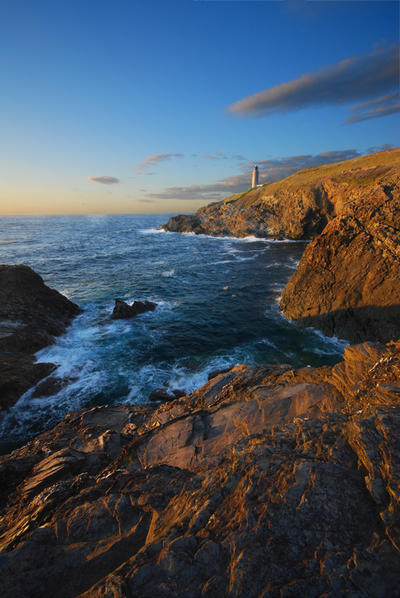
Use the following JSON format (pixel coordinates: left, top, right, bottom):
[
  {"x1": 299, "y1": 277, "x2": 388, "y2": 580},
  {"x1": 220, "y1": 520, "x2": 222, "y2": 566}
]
[
  {"x1": 1, "y1": 342, "x2": 400, "y2": 596},
  {"x1": 0, "y1": 265, "x2": 81, "y2": 409},
  {"x1": 280, "y1": 156, "x2": 400, "y2": 342},
  {"x1": 111, "y1": 298, "x2": 157, "y2": 320}
]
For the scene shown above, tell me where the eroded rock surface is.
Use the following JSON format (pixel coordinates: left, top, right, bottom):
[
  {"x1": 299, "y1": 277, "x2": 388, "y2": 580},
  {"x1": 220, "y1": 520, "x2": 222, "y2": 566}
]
[
  {"x1": 0, "y1": 265, "x2": 81, "y2": 409},
  {"x1": 280, "y1": 154, "x2": 400, "y2": 342},
  {"x1": 1, "y1": 342, "x2": 400, "y2": 597}
]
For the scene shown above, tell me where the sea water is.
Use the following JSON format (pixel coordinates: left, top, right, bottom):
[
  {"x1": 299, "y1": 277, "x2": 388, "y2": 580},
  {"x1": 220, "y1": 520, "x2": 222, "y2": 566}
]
[{"x1": 0, "y1": 214, "x2": 347, "y2": 449}]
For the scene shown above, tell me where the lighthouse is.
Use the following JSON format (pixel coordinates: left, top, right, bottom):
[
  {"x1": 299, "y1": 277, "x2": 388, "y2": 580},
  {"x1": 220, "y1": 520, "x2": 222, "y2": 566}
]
[{"x1": 251, "y1": 165, "x2": 259, "y2": 189}]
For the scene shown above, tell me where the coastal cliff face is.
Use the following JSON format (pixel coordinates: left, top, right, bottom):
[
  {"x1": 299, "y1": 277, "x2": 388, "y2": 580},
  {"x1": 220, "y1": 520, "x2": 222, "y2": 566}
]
[
  {"x1": 280, "y1": 151, "x2": 400, "y2": 342},
  {"x1": 0, "y1": 265, "x2": 81, "y2": 410},
  {"x1": 1, "y1": 341, "x2": 400, "y2": 597},
  {"x1": 163, "y1": 150, "x2": 400, "y2": 240}
]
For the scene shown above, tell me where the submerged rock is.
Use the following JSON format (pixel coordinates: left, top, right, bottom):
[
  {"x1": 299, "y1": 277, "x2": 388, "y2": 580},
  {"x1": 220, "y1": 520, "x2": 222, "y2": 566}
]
[
  {"x1": 1, "y1": 342, "x2": 400, "y2": 596},
  {"x1": 0, "y1": 265, "x2": 81, "y2": 410},
  {"x1": 111, "y1": 298, "x2": 157, "y2": 320}
]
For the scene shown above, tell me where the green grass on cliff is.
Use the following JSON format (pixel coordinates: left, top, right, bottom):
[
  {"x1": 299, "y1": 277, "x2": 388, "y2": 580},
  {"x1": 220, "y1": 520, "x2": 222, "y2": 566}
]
[{"x1": 221, "y1": 149, "x2": 400, "y2": 208}]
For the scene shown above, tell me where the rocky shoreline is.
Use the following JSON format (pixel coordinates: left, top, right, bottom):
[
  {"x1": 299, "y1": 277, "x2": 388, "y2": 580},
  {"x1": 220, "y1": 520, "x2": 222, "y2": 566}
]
[
  {"x1": 0, "y1": 265, "x2": 81, "y2": 411},
  {"x1": 1, "y1": 149, "x2": 400, "y2": 596},
  {"x1": 1, "y1": 341, "x2": 400, "y2": 596}
]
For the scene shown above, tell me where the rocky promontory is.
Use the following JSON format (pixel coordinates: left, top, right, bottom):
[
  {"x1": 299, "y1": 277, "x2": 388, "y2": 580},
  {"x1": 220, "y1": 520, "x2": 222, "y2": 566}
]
[
  {"x1": 0, "y1": 265, "x2": 81, "y2": 410},
  {"x1": 1, "y1": 341, "x2": 400, "y2": 596},
  {"x1": 164, "y1": 149, "x2": 400, "y2": 344},
  {"x1": 164, "y1": 150, "x2": 400, "y2": 240}
]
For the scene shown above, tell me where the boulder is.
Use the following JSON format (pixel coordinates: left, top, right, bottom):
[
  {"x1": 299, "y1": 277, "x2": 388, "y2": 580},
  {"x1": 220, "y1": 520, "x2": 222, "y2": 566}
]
[{"x1": 111, "y1": 298, "x2": 157, "y2": 320}]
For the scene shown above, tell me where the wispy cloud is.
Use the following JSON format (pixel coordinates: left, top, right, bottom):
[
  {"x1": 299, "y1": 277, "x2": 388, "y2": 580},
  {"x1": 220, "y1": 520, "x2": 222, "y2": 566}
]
[
  {"x1": 87, "y1": 176, "x2": 120, "y2": 184},
  {"x1": 228, "y1": 45, "x2": 399, "y2": 123},
  {"x1": 201, "y1": 152, "x2": 228, "y2": 161},
  {"x1": 345, "y1": 92, "x2": 400, "y2": 124},
  {"x1": 134, "y1": 153, "x2": 184, "y2": 173},
  {"x1": 367, "y1": 143, "x2": 399, "y2": 153},
  {"x1": 148, "y1": 149, "x2": 361, "y2": 201}
]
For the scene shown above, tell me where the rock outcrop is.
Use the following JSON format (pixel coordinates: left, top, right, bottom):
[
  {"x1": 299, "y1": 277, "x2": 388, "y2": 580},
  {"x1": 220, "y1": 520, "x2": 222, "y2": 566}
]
[
  {"x1": 0, "y1": 265, "x2": 81, "y2": 410},
  {"x1": 111, "y1": 298, "x2": 157, "y2": 320},
  {"x1": 280, "y1": 152, "x2": 400, "y2": 343},
  {"x1": 1, "y1": 342, "x2": 400, "y2": 597},
  {"x1": 163, "y1": 150, "x2": 400, "y2": 240}
]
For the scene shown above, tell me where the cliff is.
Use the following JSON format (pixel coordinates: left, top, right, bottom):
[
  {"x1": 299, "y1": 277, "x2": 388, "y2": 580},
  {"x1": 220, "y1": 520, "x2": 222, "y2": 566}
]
[
  {"x1": 280, "y1": 150, "x2": 400, "y2": 342},
  {"x1": 1, "y1": 340, "x2": 400, "y2": 596},
  {"x1": 163, "y1": 150, "x2": 400, "y2": 240},
  {"x1": 0, "y1": 265, "x2": 81, "y2": 410}
]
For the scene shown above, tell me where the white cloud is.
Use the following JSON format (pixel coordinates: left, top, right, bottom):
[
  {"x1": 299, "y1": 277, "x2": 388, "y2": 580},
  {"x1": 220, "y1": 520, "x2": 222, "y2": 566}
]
[
  {"x1": 87, "y1": 176, "x2": 120, "y2": 184},
  {"x1": 134, "y1": 153, "x2": 184, "y2": 172},
  {"x1": 228, "y1": 45, "x2": 399, "y2": 123}
]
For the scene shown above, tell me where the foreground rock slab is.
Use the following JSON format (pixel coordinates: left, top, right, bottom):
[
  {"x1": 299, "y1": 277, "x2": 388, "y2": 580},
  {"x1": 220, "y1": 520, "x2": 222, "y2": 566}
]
[
  {"x1": 1, "y1": 343, "x2": 400, "y2": 597},
  {"x1": 0, "y1": 265, "x2": 81, "y2": 410}
]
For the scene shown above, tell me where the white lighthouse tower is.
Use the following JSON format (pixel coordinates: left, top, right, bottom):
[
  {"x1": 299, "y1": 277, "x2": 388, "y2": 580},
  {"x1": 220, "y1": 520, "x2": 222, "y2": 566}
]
[{"x1": 251, "y1": 165, "x2": 259, "y2": 189}]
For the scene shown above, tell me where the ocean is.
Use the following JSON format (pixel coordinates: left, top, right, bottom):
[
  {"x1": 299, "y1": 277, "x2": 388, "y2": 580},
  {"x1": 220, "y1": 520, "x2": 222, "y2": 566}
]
[{"x1": 0, "y1": 214, "x2": 346, "y2": 448}]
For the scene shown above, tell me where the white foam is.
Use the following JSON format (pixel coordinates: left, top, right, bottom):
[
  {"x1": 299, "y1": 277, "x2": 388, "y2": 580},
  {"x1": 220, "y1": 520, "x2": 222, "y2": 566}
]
[
  {"x1": 308, "y1": 328, "x2": 349, "y2": 350},
  {"x1": 139, "y1": 227, "x2": 166, "y2": 234},
  {"x1": 234, "y1": 255, "x2": 257, "y2": 262}
]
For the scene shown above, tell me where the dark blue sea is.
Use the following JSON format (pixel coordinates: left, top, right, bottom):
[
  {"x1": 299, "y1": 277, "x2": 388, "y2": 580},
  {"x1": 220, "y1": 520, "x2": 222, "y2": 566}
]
[{"x1": 0, "y1": 214, "x2": 346, "y2": 447}]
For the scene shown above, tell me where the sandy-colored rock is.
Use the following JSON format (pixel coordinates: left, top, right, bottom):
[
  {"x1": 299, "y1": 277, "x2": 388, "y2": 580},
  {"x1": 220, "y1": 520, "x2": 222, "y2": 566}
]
[{"x1": 1, "y1": 342, "x2": 400, "y2": 597}]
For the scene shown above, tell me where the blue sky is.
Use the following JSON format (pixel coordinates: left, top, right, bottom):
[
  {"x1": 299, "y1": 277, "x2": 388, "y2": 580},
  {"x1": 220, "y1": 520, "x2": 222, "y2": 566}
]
[{"x1": 0, "y1": 0, "x2": 399, "y2": 214}]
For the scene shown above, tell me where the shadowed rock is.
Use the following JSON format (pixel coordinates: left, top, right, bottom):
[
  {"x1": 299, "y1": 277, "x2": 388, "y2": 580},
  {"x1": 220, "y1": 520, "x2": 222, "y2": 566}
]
[
  {"x1": 111, "y1": 298, "x2": 157, "y2": 320},
  {"x1": 149, "y1": 387, "x2": 186, "y2": 402},
  {"x1": 0, "y1": 265, "x2": 82, "y2": 410}
]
